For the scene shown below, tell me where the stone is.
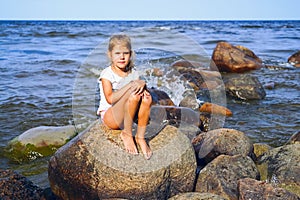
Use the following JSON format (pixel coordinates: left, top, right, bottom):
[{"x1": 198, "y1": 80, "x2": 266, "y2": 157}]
[
  {"x1": 253, "y1": 143, "x2": 272, "y2": 180},
  {"x1": 288, "y1": 51, "x2": 300, "y2": 67},
  {"x1": 179, "y1": 89, "x2": 199, "y2": 110},
  {"x1": 238, "y1": 178, "x2": 299, "y2": 200},
  {"x1": 286, "y1": 131, "x2": 300, "y2": 145},
  {"x1": 258, "y1": 144, "x2": 300, "y2": 196},
  {"x1": 0, "y1": 169, "x2": 45, "y2": 200},
  {"x1": 5, "y1": 125, "x2": 77, "y2": 162},
  {"x1": 199, "y1": 102, "x2": 232, "y2": 117},
  {"x1": 168, "y1": 192, "x2": 227, "y2": 200},
  {"x1": 223, "y1": 74, "x2": 266, "y2": 100},
  {"x1": 48, "y1": 121, "x2": 197, "y2": 199},
  {"x1": 195, "y1": 155, "x2": 260, "y2": 200},
  {"x1": 171, "y1": 59, "x2": 206, "y2": 68},
  {"x1": 211, "y1": 42, "x2": 263, "y2": 73},
  {"x1": 149, "y1": 87, "x2": 175, "y2": 106},
  {"x1": 192, "y1": 128, "x2": 254, "y2": 165}
]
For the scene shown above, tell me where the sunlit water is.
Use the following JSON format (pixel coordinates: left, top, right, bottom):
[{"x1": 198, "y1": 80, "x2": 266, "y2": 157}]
[{"x1": 0, "y1": 20, "x2": 299, "y2": 188}]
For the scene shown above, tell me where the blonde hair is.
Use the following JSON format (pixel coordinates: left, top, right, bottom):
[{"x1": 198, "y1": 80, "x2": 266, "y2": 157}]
[{"x1": 108, "y1": 34, "x2": 135, "y2": 71}]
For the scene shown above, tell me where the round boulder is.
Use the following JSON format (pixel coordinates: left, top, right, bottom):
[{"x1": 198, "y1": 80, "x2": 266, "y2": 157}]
[
  {"x1": 48, "y1": 121, "x2": 197, "y2": 200},
  {"x1": 192, "y1": 128, "x2": 254, "y2": 164}
]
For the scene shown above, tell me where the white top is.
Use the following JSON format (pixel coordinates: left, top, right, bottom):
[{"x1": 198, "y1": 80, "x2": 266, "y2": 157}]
[{"x1": 97, "y1": 66, "x2": 139, "y2": 115}]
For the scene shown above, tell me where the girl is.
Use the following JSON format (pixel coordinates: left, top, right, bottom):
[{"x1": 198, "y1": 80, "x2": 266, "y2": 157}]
[{"x1": 97, "y1": 34, "x2": 152, "y2": 160}]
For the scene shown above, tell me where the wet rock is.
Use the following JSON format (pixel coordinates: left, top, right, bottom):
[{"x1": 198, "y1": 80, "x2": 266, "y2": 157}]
[
  {"x1": 179, "y1": 89, "x2": 199, "y2": 110},
  {"x1": 0, "y1": 169, "x2": 45, "y2": 200},
  {"x1": 286, "y1": 131, "x2": 300, "y2": 145},
  {"x1": 172, "y1": 61, "x2": 223, "y2": 92},
  {"x1": 238, "y1": 178, "x2": 300, "y2": 200},
  {"x1": 171, "y1": 59, "x2": 206, "y2": 68},
  {"x1": 235, "y1": 45, "x2": 262, "y2": 63},
  {"x1": 168, "y1": 192, "x2": 226, "y2": 200},
  {"x1": 211, "y1": 41, "x2": 263, "y2": 73},
  {"x1": 199, "y1": 102, "x2": 232, "y2": 117},
  {"x1": 48, "y1": 121, "x2": 197, "y2": 200},
  {"x1": 253, "y1": 143, "x2": 272, "y2": 158},
  {"x1": 258, "y1": 144, "x2": 300, "y2": 196},
  {"x1": 5, "y1": 125, "x2": 77, "y2": 162},
  {"x1": 223, "y1": 74, "x2": 266, "y2": 100},
  {"x1": 288, "y1": 51, "x2": 300, "y2": 67},
  {"x1": 195, "y1": 155, "x2": 260, "y2": 200},
  {"x1": 149, "y1": 87, "x2": 175, "y2": 106},
  {"x1": 253, "y1": 143, "x2": 272, "y2": 180},
  {"x1": 192, "y1": 128, "x2": 253, "y2": 165}
]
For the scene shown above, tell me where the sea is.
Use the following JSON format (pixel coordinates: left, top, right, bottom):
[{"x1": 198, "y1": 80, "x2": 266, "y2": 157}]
[{"x1": 0, "y1": 20, "x2": 299, "y2": 188}]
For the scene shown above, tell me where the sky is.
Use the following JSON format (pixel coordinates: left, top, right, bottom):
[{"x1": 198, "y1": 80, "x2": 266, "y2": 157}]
[{"x1": 0, "y1": 0, "x2": 299, "y2": 20}]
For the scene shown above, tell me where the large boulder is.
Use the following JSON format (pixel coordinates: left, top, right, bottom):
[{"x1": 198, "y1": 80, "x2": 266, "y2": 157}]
[
  {"x1": 211, "y1": 42, "x2": 263, "y2": 73},
  {"x1": 195, "y1": 155, "x2": 260, "y2": 200},
  {"x1": 5, "y1": 125, "x2": 77, "y2": 162},
  {"x1": 223, "y1": 74, "x2": 266, "y2": 100},
  {"x1": 48, "y1": 121, "x2": 197, "y2": 199},
  {"x1": 192, "y1": 128, "x2": 254, "y2": 165},
  {"x1": 257, "y1": 144, "x2": 300, "y2": 196}
]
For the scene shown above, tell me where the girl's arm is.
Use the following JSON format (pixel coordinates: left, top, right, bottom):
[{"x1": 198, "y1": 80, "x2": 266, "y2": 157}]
[{"x1": 102, "y1": 78, "x2": 146, "y2": 105}]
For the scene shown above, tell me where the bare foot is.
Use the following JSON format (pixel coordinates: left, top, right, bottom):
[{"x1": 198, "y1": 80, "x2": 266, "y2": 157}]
[
  {"x1": 136, "y1": 138, "x2": 152, "y2": 160},
  {"x1": 120, "y1": 131, "x2": 138, "y2": 155}
]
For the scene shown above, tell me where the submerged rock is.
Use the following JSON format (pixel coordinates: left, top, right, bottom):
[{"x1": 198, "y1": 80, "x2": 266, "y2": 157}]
[
  {"x1": 48, "y1": 121, "x2": 197, "y2": 199},
  {"x1": 211, "y1": 42, "x2": 263, "y2": 73},
  {"x1": 288, "y1": 50, "x2": 300, "y2": 67},
  {"x1": 223, "y1": 74, "x2": 266, "y2": 100},
  {"x1": 5, "y1": 125, "x2": 77, "y2": 162}
]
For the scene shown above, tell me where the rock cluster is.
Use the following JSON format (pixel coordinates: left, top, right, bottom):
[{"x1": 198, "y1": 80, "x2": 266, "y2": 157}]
[{"x1": 3, "y1": 41, "x2": 299, "y2": 200}]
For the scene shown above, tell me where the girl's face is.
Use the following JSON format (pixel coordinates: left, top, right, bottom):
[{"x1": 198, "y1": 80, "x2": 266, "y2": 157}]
[{"x1": 109, "y1": 44, "x2": 131, "y2": 70}]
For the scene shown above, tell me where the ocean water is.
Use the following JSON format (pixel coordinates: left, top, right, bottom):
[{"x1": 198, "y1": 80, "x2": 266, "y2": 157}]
[{"x1": 0, "y1": 20, "x2": 299, "y2": 188}]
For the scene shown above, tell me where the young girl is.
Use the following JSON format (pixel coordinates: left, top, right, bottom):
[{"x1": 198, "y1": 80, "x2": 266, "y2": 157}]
[{"x1": 97, "y1": 34, "x2": 152, "y2": 160}]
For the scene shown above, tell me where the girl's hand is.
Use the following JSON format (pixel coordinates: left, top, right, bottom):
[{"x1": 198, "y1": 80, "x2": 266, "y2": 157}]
[{"x1": 130, "y1": 80, "x2": 146, "y2": 95}]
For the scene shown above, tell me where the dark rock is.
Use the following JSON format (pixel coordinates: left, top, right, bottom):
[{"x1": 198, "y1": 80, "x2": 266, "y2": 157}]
[
  {"x1": 288, "y1": 51, "x2": 300, "y2": 67},
  {"x1": 223, "y1": 74, "x2": 266, "y2": 100},
  {"x1": 195, "y1": 155, "x2": 260, "y2": 200},
  {"x1": 0, "y1": 169, "x2": 45, "y2": 200},
  {"x1": 286, "y1": 131, "x2": 300, "y2": 145},
  {"x1": 192, "y1": 128, "x2": 254, "y2": 165},
  {"x1": 171, "y1": 60, "x2": 206, "y2": 68},
  {"x1": 258, "y1": 144, "x2": 300, "y2": 196},
  {"x1": 238, "y1": 178, "x2": 300, "y2": 200},
  {"x1": 149, "y1": 87, "x2": 175, "y2": 106},
  {"x1": 211, "y1": 42, "x2": 263, "y2": 73},
  {"x1": 172, "y1": 62, "x2": 223, "y2": 92},
  {"x1": 48, "y1": 122, "x2": 197, "y2": 199}
]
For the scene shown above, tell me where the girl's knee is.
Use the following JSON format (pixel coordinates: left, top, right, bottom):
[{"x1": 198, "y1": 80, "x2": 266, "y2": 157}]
[
  {"x1": 128, "y1": 93, "x2": 141, "y2": 103},
  {"x1": 142, "y1": 94, "x2": 152, "y2": 106}
]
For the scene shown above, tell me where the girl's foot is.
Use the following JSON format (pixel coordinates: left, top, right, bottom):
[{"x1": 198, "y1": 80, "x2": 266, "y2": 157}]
[
  {"x1": 120, "y1": 131, "x2": 138, "y2": 155},
  {"x1": 136, "y1": 138, "x2": 152, "y2": 160}
]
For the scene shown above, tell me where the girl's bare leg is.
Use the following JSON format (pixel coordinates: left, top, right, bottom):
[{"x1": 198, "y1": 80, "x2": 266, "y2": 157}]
[
  {"x1": 103, "y1": 91, "x2": 141, "y2": 154},
  {"x1": 135, "y1": 91, "x2": 152, "y2": 159}
]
